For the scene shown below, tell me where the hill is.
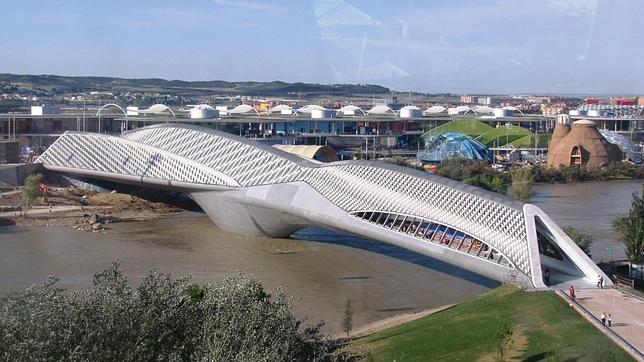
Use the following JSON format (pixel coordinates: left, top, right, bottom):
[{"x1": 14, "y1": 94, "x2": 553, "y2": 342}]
[{"x1": 0, "y1": 73, "x2": 390, "y2": 96}]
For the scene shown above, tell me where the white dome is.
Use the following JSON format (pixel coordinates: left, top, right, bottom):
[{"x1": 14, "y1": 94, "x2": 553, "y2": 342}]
[
  {"x1": 228, "y1": 104, "x2": 259, "y2": 115},
  {"x1": 367, "y1": 105, "x2": 394, "y2": 115},
  {"x1": 424, "y1": 105, "x2": 447, "y2": 114},
  {"x1": 297, "y1": 104, "x2": 326, "y2": 114},
  {"x1": 336, "y1": 105, "x2": 365, "y2": 116}
]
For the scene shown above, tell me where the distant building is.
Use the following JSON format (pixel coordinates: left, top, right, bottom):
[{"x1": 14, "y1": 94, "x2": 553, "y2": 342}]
[
  {"x1": 30, "y1": 105, "x2": 60, "y2": 116},
  {"x1": 477, "y1": 96, "x2": 519, "y2": 106},
  {"x1": 609, "y1": 97, "x2": 636, "y2": 106},
  {"x1": 460, "y1": 95, "x2": 476, "y2": 104},
  {"x1": 541, "y1": 103, "x2": 567, "y2": 116}
]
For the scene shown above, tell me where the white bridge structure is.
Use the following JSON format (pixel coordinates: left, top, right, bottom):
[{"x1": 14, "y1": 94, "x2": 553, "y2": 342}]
[{"x1": 36, "y1": 124, "x2": 609, "y2": 289}]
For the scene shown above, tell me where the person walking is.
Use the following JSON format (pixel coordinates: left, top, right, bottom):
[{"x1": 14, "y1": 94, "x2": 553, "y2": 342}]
[
  {"x1": 544, "y1": 268, "x2": 551, "y2": 286},
  {"x1": 608, "y1": 314, "x2": 612, "y2": 327},
  {"x1": 568, "y1": 285, "x2": 576, "y2": 301},
  {"x1": 600, "y1": 312, "x2": 606, "y2": 326}
]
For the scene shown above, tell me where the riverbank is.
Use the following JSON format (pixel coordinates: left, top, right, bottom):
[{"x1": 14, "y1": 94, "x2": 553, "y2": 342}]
[
  {"x1": 0, "y1": 187, "x2": 182, "y2": 230},
  {"x1": 340, "y1": 285, "x2": 634, "y2": 361}
]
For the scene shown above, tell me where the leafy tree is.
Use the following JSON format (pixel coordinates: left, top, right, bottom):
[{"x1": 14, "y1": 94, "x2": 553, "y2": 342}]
[
  {"x1": 342, "y1": 298, "x2": 354, "y2": 338},
  {"x1": 613, "y1": 184, "x2": 644, "y2": 276},
  {"x1": 21, "y1": 173, "x2": 43, "y2": 214},
  {"x1": 0, "y1": 261, "x2": 329, "y2": 361},
  {"x1": 510, "y1": 167, "x2": 534, "y2": 201},
  {"x1": 563, "y1": 226, "x2": 593, "y2": 257}
]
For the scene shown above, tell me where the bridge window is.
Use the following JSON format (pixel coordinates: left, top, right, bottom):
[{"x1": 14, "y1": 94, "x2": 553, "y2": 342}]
[{"x1": 351, "y1": 211, "x2": 513, "y2": 268}]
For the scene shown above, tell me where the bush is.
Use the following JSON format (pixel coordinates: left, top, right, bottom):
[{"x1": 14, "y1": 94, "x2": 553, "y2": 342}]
[
  {"x1": 437, "y1": 159, "x2": 511, "y2": 194},
  {"x1": 563, "y1": 226, "x2": 593, "y2": 257},
  {"x1": 510, "y1": 167, "x2": 534, "y2": 201},
  {"x1": 0, "y1": 261, "x2": 329, "y2": 361},
  {"x1": 21, "y1": 173, "x2": 43, "y2": 213},
  {"x1": 532, "y1": 162, "x2": 644, "y2": 184}
]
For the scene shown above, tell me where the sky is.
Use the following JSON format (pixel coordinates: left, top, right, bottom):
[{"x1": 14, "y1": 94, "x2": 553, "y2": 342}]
[{"x1": 0, "y1": 0, "x2": 642, "y2": 94}]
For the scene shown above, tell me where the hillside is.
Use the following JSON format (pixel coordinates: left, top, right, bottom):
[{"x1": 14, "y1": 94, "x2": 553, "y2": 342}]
[
  {"x1": 342, "y1": 285, "x2": 633, "y2": 361},
  {"x1": 0, "y1": 73, "x2": 390, "y2": 96}
]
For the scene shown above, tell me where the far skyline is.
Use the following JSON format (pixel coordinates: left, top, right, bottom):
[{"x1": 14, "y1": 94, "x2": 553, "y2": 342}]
[{"x1": 1, "y1": 0, "x2": 642, "y2": 94}]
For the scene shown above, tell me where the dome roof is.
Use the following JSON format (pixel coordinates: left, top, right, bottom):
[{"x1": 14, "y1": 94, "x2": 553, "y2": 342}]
[
  {"x1": 297, "y1": 105, "x2": 326, "y2": 114},
  {"x1": 547, "y1": 119, "x2": 622, "y2": 168},
  {"x1": 228, "y1": 104, "x2": 259, "y2": 115},
  {"x1": 424, "y1": 105, "x2": 447, "y2": 114},
  {"x1": 336, "y1": 105, "x2": 365, "y2": 116},
  {"x1": 418, "y1": 132, "x2": 493, "y2": 163},
  {"x1": 367, "y1": 105, "x2": 394, "y2": 115},
  {"x1": 141, "y1": 104, "x2": 176, "y2": 116},
  {"x1": 267, "y1": 104, "x2": 296, "y2": 114}
]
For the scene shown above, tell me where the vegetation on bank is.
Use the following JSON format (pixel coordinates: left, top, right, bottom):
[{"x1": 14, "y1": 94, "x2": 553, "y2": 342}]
[
  {"x1": 0, "y1": 261, "x2": 328, "y2": 361},
  {"x1": 563, "y1": 226, "x2": 594, "y2": 257},
  {"x1": 613, "y1": 185, "x2": 644, "y2": 276},
  {"x1": 342, "y1": 285, "x2": 632, "y2": 361},
  {"x1": 434, "y1": 159, "x2": 644, "y2": 197},
  {"x1": 21, "y1": 173, "x2": 43, "y2": 214}
]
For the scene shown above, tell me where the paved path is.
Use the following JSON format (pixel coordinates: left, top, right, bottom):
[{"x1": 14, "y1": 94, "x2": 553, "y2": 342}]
[
  {"x1": 0, "y1": 205, "x2": 110, "y2": 218},
  {"x1": 574, "y1": 288, "x2": 644, "y2": 356}
]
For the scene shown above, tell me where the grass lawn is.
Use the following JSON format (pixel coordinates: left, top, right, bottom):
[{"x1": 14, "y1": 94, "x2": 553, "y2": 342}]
[{"x1": 343, "y1": 286, "x2": 633, "y2": 361}]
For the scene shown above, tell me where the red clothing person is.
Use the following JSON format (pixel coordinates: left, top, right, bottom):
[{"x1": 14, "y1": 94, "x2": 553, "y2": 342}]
[{"x1": 568, "y1": 285, "x2": 576, "y2": 300}]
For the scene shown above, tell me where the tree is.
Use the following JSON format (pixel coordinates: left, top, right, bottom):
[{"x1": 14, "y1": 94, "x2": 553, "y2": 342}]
[
  {"x1": 613, "y1": 185, "x2": 644, "y2": 277},
  {"x1": 510, "y1": 167, "x2": 534, "y2": 201},
  {"x1": 342, "y1": 298, "x2": 353, "y2": 338},
  {"x1": 0, "y1": 261, "x2": 329, "y2": 361},
  {"x1": 563, "y1": 226, "x2": 593, "y2": 257},
  {"x1": 21, "y1": 173, "x2": 43, "y2": 215}
]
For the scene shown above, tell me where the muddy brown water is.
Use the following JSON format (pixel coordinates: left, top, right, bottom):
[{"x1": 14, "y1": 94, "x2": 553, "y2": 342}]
[
  {"x1": 0, "y1": 180, "x2": 640, "y2": 333},
  {"x1": 531, "y1": 180, "x2": 642, "y2": 263}
]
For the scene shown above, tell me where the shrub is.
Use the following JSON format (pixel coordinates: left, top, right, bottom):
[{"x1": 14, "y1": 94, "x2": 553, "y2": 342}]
[
  {"x1": 510, "y1": 167, "x2": 534, "y2": 201},
  {"x1": 21, "y1": 173, "x2": 43, "y2": 213},
  {"x1": 0, "y1": 261, "x2": 329, "y2": 361},
  {"x1": 563, "y1": 226, "x2": 593, "y2": 257}
]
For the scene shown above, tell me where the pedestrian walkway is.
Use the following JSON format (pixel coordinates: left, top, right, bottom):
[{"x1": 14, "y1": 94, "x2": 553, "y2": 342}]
[
  {"x1": 574, "y1": 288, "x2": 644, "y2": 356},
  {"x1": 0, "y1": 205, "x2": 111, "y2": 218}
]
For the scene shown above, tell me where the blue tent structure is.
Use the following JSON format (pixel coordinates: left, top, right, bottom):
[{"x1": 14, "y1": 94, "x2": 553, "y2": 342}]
[{"x1": 418, "y1": 132, "x2": 493, "y2": 163}]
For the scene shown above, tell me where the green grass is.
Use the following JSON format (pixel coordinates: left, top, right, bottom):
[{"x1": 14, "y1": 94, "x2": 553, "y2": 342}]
[
  {"x1": 345, "y1": 286, "x2": 633, "y2": 361},
  {"x1": 423, "y1": 121, "x2": 552, "y2": 149},
  {"x1": 476, "y1": 125, "x2": 533, "y2": 147},
  {"x1": 423, "y1": 119, "x2": 493, "y2": 138}
]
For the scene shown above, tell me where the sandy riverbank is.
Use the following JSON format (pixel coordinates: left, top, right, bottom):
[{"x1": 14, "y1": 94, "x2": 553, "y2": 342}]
[{"x1": 0, "y1": 187, "x2": 182, "y2": 230}]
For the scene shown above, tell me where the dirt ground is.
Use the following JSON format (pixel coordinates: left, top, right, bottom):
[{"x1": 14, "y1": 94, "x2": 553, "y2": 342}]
[{"x1": 0, "y1": 186, "x2": 183, "y2": 231}]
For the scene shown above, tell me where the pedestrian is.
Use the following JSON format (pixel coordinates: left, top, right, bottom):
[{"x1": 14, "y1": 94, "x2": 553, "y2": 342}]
[
  {"x1": 608, "y1": 314, "x2": 612, "y2": 327},
  {"x1": 544, "y1": 268, "x2": 551, "y2": 286},
  {"x1": 600, "y1": 312, "x2": 606, "y2": 325},
  {"x1": 597, "y1": 275, "x2": 601, "y2": 288},
  {"x1": 568, "y1": 285, "x2": 576, "y2": 301},
  {"x1": 599, "y1": 276, "x2": 604, "y2": 289}
]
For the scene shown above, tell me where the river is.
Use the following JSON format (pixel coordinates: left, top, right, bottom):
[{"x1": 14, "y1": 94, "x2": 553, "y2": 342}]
[
  {"x1": 531, "y1": 179, "x2": 642, "y2": 262},
  {"x1": 0, "y1": 180, "x2": 641, "y2": 333}
]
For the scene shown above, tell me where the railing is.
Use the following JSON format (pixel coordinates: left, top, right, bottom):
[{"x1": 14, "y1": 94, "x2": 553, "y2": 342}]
[
  {"x1": 557, "y1": 290, "x2": 644, "y2": 360},
  {"x1": 351, "y1": 211, "x2": 515, "y2": 269}
]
